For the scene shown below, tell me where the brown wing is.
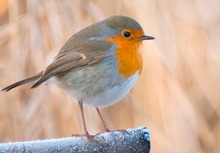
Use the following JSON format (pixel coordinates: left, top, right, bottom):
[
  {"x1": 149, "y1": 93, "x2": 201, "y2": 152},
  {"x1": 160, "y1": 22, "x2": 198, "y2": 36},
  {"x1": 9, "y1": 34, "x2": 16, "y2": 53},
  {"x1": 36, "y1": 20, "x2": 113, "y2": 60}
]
[
  {"x1": 31, "y1": 51, "x2": 107, "y2": 88},
  {"x1": 30, "y1": 23, "x2": 115, "y2": 89}
]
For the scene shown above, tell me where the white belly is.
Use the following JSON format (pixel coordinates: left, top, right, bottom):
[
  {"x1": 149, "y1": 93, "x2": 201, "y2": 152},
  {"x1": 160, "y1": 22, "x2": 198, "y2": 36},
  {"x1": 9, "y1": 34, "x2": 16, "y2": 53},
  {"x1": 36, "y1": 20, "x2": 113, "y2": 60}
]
[
  {"x1": 54, "y1": 55, "x2": 140, "y2": 108},
  {"x1": 79, "y1": 72, "x2": 139, "y2": 108}
]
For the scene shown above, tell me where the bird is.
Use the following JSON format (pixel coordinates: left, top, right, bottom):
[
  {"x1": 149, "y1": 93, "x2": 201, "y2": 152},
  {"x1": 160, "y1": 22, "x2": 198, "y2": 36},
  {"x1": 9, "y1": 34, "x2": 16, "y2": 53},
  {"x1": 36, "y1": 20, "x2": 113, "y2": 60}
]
[{"x1": 2, "y1": 15, "x2": 154, "y2": 140}]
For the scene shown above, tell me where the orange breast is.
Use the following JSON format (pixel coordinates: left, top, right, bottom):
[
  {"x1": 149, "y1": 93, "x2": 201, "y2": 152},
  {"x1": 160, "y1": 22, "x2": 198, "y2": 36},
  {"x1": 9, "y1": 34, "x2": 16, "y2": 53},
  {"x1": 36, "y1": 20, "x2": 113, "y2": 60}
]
[{"x1": 107, "y1": 31, "x2": 143, "y2": 78}]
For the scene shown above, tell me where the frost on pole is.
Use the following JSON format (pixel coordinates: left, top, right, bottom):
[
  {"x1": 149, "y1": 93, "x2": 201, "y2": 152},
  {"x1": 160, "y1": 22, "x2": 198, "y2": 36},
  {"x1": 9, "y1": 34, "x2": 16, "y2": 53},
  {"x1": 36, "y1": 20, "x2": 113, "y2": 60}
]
[{"x1": 0, "y1": 126, "x2": 151, "y2": 153}]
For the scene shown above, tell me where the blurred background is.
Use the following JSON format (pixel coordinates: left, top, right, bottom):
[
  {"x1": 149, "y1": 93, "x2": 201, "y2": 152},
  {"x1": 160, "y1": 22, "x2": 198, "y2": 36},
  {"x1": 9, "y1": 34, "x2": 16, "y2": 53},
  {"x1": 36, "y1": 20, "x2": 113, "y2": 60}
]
[{"x1": 0, "y1": 0, "x2": 220, "y2": 152}]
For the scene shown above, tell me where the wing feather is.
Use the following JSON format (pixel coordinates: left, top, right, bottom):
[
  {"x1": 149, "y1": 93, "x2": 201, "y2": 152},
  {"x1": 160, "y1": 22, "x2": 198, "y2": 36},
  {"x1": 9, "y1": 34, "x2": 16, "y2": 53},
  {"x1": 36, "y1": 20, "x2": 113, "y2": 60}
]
[
  {"x1": 31, "y1": 40, "x2": 113, "y2": 88},
  {"x1": 31, "y1": 52, "x2": 107, "y2": 88}
]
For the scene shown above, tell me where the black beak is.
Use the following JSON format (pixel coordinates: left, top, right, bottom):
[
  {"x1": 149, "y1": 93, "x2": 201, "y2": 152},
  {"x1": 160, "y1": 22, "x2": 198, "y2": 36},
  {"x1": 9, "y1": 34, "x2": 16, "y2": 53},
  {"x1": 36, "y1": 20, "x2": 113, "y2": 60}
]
[{"x1": 140, "y1": 35, "x2": 155, "y2": 40}]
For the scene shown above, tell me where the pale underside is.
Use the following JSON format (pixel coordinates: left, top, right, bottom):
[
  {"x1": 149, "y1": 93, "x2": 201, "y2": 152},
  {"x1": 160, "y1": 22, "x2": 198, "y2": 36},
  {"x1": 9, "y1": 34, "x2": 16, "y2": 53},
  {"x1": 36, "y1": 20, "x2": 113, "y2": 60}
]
[{"x1": 54, "y1": 55, "x2": 140, "y2": 108}]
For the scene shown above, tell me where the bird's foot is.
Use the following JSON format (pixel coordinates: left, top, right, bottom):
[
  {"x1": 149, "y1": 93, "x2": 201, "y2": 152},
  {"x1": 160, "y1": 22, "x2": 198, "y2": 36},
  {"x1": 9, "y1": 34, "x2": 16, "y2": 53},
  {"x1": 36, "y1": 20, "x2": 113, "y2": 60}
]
[{"x1": 71, "y1": 133, "x2": 107, "y2": 145}]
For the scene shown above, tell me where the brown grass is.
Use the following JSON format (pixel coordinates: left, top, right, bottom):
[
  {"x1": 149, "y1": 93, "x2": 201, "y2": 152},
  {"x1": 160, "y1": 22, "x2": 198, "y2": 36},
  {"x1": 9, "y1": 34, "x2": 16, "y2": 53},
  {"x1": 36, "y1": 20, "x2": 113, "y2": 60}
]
[{"x1": 0, "y1": 0, "x2": 220, "y2": 152}]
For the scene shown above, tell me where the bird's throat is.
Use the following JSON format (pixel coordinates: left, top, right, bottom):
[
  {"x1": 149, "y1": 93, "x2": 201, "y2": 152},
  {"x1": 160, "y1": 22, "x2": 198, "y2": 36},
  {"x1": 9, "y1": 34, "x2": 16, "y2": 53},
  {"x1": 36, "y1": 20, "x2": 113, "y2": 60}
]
[{"x1": 107, "y1": 36, "x2": 143, "y2": 78}]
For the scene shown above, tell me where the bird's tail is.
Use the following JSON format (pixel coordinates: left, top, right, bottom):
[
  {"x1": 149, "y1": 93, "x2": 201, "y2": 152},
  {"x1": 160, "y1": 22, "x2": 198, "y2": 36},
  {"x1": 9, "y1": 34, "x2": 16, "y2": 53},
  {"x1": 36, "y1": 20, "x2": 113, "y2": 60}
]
[{"x1": 2, "y1": 71, "x2": 43, "y2": 92}]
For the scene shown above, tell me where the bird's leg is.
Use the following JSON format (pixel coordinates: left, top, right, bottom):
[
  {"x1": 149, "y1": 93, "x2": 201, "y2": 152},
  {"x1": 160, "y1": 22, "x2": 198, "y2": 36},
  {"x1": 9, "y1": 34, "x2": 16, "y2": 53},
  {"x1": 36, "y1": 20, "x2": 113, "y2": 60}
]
[
  {"x1": 78, "y1": 102, "x2": 107, "y2": 145},
  {"x1": 78, "y1": 101, "x2": 93, "y2": 140},
  {"x1": 96, "y1": 108, "x2": 110, "y2": 132}
]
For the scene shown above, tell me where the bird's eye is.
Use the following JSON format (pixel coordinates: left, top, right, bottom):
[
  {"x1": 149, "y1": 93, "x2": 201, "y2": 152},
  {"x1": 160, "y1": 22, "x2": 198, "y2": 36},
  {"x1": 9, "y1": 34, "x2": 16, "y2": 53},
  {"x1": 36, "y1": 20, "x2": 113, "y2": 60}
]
[{"x1": 123, "y1": 31, "x2": 131, "y2": 38}]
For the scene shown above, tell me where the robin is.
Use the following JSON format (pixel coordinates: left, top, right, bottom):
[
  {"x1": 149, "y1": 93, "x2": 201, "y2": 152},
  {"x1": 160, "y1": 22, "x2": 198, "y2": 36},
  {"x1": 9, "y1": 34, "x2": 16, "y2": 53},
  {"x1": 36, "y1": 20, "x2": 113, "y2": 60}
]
[{"x1": 2, "y1": 15, "x2": 154, "y2": 140}]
